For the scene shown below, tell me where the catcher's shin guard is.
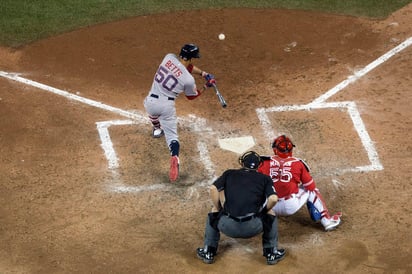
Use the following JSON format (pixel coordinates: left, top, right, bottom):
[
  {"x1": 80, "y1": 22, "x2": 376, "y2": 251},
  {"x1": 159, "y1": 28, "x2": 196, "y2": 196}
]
[
  {"x1": 307, "y1": 189, "x2": 342, "y2": 231},
  {"x1": 306, "y1": 189, "x2": 331, "y2": 221},
  {"x1": 307, "y1": 201, "x2": 322, "y2": 222}
]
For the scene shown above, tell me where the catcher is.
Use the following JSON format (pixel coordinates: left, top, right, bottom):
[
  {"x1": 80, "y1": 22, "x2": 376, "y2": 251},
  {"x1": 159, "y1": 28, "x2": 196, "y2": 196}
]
[{"x1": 258, "y1": 135, "x2": 342, "y2": 231}]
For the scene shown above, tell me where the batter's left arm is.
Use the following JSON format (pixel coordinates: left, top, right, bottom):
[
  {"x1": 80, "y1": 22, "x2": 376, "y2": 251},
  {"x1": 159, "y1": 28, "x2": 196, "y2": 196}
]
[{"x1": 186, "y1": 64, "x2": 204, "y2": 76}]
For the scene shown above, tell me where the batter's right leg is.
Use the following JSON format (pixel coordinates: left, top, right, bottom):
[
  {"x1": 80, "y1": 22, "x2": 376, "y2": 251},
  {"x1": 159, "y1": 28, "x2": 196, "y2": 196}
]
[{"x1": 169, "y1": 140, "x2": 180, "y2": 182}]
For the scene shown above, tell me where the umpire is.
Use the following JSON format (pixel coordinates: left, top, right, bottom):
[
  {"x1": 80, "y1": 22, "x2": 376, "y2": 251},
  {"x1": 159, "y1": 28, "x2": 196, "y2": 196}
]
[{"x1": 196, "y1": 151, "x2": 286, "y2": 265}]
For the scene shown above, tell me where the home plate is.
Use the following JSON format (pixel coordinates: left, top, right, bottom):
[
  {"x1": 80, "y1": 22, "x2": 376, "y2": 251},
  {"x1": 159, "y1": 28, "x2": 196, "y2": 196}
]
[{"x1": 218, "y1": 136, "x2": 255, "y2": 154}]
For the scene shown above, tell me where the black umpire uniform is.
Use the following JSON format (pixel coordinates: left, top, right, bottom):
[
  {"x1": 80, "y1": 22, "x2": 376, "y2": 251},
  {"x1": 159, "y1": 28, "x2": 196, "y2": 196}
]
[{"x1": 196, "y1": 151, "x2": 286, "y2": 265}]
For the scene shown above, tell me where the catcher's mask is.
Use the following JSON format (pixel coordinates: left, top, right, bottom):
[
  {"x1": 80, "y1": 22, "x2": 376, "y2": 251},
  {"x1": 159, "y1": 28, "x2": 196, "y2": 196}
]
[
  {"x1": 239, "y1": 151, "x2": 263, "y2": 170},
  {"x1": 179, "y1": 43, "x2": 200, "y2": 60},
  {"x1": 271, "y1": 135, "x2": 295, "y2": 158}
]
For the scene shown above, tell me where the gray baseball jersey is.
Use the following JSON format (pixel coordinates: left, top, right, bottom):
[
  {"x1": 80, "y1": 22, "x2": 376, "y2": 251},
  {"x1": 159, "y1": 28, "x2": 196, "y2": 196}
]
[
  {"x1": 143, "y1": 53, "x2": 200, "y2": 145},
  {"x1": 150, "y1": 53, "x2": 199, "y2": 99}
]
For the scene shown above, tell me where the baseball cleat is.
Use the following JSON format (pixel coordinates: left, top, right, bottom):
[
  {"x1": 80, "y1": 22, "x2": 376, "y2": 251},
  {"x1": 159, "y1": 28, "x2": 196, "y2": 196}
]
[
  {"x1": 265, "y1": 249, "x2": 286, "y2": 265},
  {"x1": 152, "y1": 128, "x2": 164, "y2": 138},
  {"x1": 322, "y1": 213, "x2": 342, "y2": 231},
  {"x1": 196, "y1": 247, "x2": 216, "y2": 264},
  {"x1": 169, "y1": 156, "x2": 179, "y2": 182}
]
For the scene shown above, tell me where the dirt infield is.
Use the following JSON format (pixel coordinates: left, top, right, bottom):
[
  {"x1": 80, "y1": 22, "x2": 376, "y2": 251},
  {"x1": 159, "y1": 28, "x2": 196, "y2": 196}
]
[{"x1": 1, "y1": 4, "x2": 411, "y2": 273}]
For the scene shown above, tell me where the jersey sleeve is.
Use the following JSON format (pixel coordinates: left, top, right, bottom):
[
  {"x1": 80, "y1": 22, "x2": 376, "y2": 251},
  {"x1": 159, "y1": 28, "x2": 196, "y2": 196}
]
[
  {"x1": 213, "y1": 170, "x2": 231, "y2": 191},
  {"x1": 183, "y1": 79, "x2": 201, "y2": 100},
  {"x1": 298, "y1": 160, "x2": 316, "y2": 191}
]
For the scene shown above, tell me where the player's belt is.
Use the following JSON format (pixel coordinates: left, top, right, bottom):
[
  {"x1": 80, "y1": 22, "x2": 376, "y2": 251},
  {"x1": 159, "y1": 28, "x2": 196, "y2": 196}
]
[
  {"x1": 279, "y1": 193, "x2": 297, "y2": 201},
  {"x1": 150, "y1": 93, "x2": 175, "y2": 101},
  {"x1": 223, "y1": 212, "x2": 257, "y2": 223}
]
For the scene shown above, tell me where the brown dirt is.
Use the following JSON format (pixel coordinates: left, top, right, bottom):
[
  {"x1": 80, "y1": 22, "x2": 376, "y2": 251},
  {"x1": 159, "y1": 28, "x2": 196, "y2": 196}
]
[{"x1": 1, "y1": 4, "x2": 411, "y2": 274}]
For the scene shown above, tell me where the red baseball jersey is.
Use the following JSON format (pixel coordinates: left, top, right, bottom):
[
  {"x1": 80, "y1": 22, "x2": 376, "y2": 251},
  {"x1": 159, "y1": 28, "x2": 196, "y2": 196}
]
[{"x1": 258, "y1": 155, "x2": 316, "y2": 198}]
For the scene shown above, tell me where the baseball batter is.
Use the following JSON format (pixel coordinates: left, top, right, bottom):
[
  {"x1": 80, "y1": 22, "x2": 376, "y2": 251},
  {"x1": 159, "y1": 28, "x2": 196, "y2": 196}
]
[
  {"x1": 258, "y1": 135, "x2": 342, "y2": 231},
  {"x1": 143, "y1": 43, "x2": 216, "y2": 182}
]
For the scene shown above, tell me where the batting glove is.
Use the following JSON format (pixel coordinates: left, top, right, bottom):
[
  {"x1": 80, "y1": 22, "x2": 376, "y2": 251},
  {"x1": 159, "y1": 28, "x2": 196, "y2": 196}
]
[
  {"x1": 204, "y1": 73, "x2": 216, "y2": 87},
  {"x1": 206, "y1": 79, "x2": 216, "y2": 88},
  {"x1": 204, "y1": 73, "x2": 215, "y2": 81}
]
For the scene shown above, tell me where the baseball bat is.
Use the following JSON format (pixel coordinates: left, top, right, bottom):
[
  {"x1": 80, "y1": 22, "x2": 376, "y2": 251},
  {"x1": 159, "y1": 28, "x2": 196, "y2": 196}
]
[{"x1": 212, "y1": 83, "x2": 227, "y2": 108}]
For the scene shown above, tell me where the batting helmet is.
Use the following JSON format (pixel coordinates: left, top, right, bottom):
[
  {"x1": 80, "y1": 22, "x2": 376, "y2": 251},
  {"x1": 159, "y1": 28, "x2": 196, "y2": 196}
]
[
  {"x1": 271, "y1": 135, "x2": 295, "y2": 158},
  {"x1": 179, "y1": 43, "x2": 200, "y2": 60},
  {"x1": 239, "y1": 151, "x2": 263, "y2": 170}
]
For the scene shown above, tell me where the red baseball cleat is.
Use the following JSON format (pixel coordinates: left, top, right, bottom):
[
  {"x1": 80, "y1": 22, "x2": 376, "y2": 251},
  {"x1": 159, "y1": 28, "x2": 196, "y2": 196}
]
[{"x1": 169, "y1": 156, "x2": 179, "y2": 182}]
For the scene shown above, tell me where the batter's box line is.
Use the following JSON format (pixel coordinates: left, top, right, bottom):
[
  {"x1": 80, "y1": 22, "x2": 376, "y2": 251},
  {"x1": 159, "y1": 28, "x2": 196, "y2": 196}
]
[
  {"x1": 256, "y1": 101, "x2": 383, "y2": 174},
  {"x1": 255, "y1": 37, "x2": 412, "y2": 175},
  {"x1": 311, "y1": 36, "x2": 412, "y2": 105},
  {"x1": 0, "y1": 71, "x2": 219, "y2": 193},
  {"x1": 96, "y1": 119, "x2": 217, "y2": 193}
]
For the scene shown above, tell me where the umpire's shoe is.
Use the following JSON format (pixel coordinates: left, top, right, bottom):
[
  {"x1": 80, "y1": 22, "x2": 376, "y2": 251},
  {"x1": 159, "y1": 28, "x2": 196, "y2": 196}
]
[
  {"x1": 197, "y1": 246, "x2": 217, "y2": 264},
  {"x1": 264, "y1": 248, "x2": 286, "y2": 265}
]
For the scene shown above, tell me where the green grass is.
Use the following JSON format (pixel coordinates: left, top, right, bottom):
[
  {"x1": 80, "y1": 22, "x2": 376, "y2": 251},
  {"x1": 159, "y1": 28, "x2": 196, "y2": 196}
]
[{"x1": 0, "y1": 0, "x2": 411, "y2": 47}]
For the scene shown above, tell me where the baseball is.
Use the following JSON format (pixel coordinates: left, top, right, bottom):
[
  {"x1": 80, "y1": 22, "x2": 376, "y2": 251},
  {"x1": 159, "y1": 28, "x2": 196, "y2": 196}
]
[{"x1": 218, "y1": 33, "x2": 225, "y2": 40}]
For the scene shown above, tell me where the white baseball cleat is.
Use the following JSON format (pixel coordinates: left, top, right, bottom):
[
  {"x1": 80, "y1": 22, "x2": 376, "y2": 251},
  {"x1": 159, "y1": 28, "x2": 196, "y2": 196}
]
[
  {"x1": 152, "y1": 128, "x2": 164, "y2": 138},
  {"x1": 321, "y1": 213, "x2": 342, "y2": 231}
]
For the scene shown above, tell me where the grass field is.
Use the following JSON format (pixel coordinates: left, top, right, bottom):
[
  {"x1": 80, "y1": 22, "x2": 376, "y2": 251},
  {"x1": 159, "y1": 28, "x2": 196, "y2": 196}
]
[{"x1": 0, "y1": 0, "x2": 411, "y2": 47}]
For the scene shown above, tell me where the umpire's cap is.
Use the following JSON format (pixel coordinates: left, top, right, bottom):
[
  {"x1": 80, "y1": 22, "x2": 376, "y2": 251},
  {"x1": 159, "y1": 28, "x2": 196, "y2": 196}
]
[
  {"x1": 180, "y1": 43, "x2": 200, "y2": 60},
  {"x1": 239, "y1": 151, "x2": 263, "y2": 170}
]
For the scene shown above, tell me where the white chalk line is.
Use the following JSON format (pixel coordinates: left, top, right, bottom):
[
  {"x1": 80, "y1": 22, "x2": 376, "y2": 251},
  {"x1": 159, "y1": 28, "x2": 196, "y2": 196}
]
[
  {"x1": 311, "y1": 36, "x2": 412, "y2": 105},
  {"x1": 96, "y1": 119, "x2": 217, "y2": 193},
  {"x1": 257, "y1": 36, "x2": 412, "y2": 174},
  {"x1": 0, "y1": 71, "x2": 148, "y2": 122},
  {"x1": 1, "y1": 35, "x2": 408, "y2": 257},
  {"x1": 96, "y1": 120, "x2": 134, "y2": 169},
  {"x1": 2, "y1": 36, "x2": 410, "y2": 192},
  {"x1": 258, "y1": 101, "x2": 383, "y2": 173},
  {"x1": 0, "y1": 71, "x2": 217, "y2": 193}
]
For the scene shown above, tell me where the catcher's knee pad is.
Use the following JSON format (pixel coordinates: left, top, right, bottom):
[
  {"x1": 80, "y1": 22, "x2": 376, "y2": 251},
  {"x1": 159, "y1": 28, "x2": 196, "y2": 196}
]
[{"x1": 307, "y1": 201, "x2": 322, "y2": 222}]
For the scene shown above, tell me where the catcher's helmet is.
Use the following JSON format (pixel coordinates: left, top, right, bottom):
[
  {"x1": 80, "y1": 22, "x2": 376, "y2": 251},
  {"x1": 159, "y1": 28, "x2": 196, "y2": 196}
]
[
  {"x1": 239, "y1": 151, "x2": 263, "y2": 170},
  {"x1": 179, "y1": 43, "x2": 200, "y2": 60},
  {"x1": 271, "y1": 135, "x2": 295, "y2": 158}
]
